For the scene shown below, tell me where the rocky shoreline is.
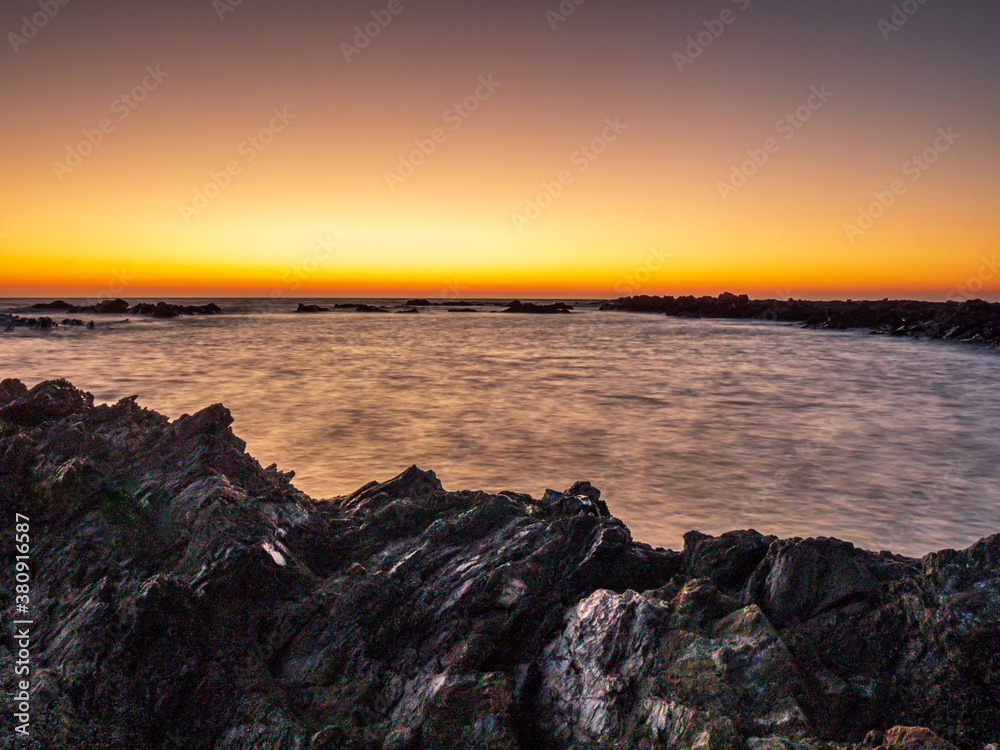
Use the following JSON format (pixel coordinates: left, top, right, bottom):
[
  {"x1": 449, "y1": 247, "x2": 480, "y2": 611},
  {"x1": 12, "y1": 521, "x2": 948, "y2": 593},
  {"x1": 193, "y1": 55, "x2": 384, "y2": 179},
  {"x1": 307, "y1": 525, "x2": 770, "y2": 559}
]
[
  {"x1": 1, "y1": 379, "x2": 998, "y2": 750},
  {"x1": 601, "y1": 294, "x2": 1000, "y2": 348}
]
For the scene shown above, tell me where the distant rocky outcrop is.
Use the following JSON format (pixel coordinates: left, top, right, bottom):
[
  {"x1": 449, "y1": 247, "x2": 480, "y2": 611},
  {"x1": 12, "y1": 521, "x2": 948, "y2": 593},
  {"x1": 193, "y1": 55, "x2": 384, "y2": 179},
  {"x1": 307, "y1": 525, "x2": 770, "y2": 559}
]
[
  {"x1": 503, "y1": 300, "x2": 574, "y2": 314},
  {"x1": 602, "y1": 294, "x2": 1000, "y2": 348},
  {"x1": 18, "y1": 299, "x2": 222, "y2": 319},
  {"x1": 2, "y1": 314, "x2": 99, "y2": 332},
  {"x1": 312, "y1": 303, "x2": 392, "y2": 313},
  {"x1": 1, "y1": 379, "x2": 997, "y2": 749},
  {"x1": 127, "y1": 302, "x2": 222, "y2": 318},
  {"x1": 404, "y1": 299, "x2": 433, "y2": 307},
  {"x1": 2, "y1": 314, "x2": 60, "y2": 331}
]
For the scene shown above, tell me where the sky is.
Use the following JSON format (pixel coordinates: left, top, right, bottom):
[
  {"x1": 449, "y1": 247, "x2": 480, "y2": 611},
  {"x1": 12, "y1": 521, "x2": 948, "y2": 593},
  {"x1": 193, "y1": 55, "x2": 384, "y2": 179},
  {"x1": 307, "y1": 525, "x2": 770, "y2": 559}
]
[{"x1": 1, "y1": 0, "x2": 998, "y2": 299}]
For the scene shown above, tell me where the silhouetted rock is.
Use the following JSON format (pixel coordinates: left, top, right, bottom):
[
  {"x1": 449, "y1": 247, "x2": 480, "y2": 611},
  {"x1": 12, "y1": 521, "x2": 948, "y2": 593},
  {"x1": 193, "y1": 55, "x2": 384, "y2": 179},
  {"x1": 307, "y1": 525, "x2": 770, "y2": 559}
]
[
  {"x1": 94, "y1": 298, "x2": 131, "y2": 314},
  {"x1": 28, "y1": 299, "x2": 75, "y2": 311},
  {"x1": 405, "y1": 298, "x2": 432, "y2": 306},
  {"x1": 602, "y1": 294, "x2": 1000, "y2": 349},
  {"x1": 504, "y1": 300, "x2": 573, "y2": 314},
  {"x1": 328, "y1": 303, "x2": 390, "y2": 312},
  {"x1": 295, "y1": 303, "x2": 330, "y2": 313},
  {"x1": 19, "y1": 299, "x2": 222, "y2": 319},
  {"x1": 128, "y1": 301, "x2": 222, "y2": 317},
  {"x1": 2, "y1": 380, "x2": 997, "y2": 749},
  {"x1": 3, "y1": 313, "x2": 62, "y2": 330}
]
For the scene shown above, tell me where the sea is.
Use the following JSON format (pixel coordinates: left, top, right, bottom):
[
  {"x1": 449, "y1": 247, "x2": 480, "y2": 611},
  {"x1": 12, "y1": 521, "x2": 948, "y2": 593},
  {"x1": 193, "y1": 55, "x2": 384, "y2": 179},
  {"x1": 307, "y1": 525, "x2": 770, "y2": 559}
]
[{"x1": 3, "y1": 297, "x2": 999, "y2": 558}]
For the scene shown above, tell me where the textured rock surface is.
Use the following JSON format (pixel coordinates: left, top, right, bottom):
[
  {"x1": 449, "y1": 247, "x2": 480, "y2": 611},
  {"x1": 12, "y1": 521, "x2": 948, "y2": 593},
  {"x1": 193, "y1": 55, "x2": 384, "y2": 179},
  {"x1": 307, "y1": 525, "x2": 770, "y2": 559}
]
[{"x1": 1, "y1": 380, "x2": 997, "y2": 749}]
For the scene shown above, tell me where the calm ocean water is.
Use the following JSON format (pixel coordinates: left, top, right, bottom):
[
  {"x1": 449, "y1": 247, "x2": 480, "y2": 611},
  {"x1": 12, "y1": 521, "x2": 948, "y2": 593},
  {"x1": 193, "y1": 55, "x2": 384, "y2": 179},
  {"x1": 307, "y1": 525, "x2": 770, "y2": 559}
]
[{"x1": 3, "y1": 297, "x2": 999, "y2": 557}]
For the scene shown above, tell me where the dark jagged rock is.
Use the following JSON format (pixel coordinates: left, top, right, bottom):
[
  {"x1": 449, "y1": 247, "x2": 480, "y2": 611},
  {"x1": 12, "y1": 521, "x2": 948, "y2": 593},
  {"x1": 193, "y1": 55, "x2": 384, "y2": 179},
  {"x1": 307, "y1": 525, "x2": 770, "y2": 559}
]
[
  {"x1": 295, "y1": 303, "x2": 330, "y2": 313},
  {"x1": 0, "y1": 378, "x2": 94, "y2": 427},
  {"x1": 504, "y1": 300, "x2": 573, "y2": 314},
  {"x1": 601, "y1": 294, "x2": 1000, "y2": 349},
  {"x1": 1, "y1": 380, "x2": 998, "y2": 750},
  {"x1": 404, "y1": 299, "x2": 432, "y2": 306}
]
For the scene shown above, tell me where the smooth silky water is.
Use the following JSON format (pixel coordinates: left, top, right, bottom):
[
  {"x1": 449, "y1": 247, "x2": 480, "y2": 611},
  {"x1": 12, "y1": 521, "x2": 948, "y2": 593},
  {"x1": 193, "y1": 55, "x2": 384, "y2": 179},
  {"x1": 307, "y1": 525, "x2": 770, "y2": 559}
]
[{"x1": 3, "y1": 298, "x2": 998, "y2": 557}]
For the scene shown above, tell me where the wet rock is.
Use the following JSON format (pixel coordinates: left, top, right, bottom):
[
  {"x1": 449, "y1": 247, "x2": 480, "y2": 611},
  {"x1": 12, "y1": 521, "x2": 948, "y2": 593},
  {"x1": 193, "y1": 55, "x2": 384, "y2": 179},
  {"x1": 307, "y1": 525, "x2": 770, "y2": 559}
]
[
  {"x1": 404, "y1": 299, "x2": 432, "y2": 306},
  {"x1": 296, "y1": 303, "x2": 330, "y2": 313}
]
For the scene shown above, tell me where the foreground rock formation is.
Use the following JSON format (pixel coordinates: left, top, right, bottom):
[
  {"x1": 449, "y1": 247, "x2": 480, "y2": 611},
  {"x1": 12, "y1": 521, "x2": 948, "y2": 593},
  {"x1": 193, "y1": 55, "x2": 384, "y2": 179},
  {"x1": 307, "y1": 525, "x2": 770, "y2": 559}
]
[
  {"x1": 1, "y1": 379, "x2": 997, "y2": 750},
  {"x1": 601, "y1": 294, "x2": 1000, "y2": 348}
]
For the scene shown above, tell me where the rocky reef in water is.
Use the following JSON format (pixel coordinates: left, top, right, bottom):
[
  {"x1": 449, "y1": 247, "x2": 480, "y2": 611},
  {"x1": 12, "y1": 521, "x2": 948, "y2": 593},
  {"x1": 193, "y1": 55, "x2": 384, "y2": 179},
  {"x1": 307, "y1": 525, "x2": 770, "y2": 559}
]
[
  {"x1": 3, "y1": 301, "x2": 222, "y2": 332},
  {"x1": 503, "y1": 301, "x2": 574, "y2": 314},
  {"x1": 1, "y1": 379, "x2": 997, "y2": 750},
  {"x1": 601, "y1": 294, "x2": 1000, "y2": 348},
  {"x1": 11, "y1": 299, "x2": 223, "y2": 320}
]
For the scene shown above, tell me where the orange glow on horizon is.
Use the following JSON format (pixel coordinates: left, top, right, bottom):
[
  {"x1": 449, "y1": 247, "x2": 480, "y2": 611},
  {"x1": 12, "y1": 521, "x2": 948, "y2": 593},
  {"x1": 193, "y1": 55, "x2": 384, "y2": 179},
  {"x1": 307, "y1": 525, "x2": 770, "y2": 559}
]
[{"x1": 2, "y1": 2, "x2": 998, "y2": 302}]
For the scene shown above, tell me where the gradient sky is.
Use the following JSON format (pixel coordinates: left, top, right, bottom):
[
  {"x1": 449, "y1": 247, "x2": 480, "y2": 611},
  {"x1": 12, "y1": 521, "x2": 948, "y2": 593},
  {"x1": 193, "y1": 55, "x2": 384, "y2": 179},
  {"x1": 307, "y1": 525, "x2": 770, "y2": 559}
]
[{"x1": 1, "y1": 0, "x2": 998, "y2": 299}]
